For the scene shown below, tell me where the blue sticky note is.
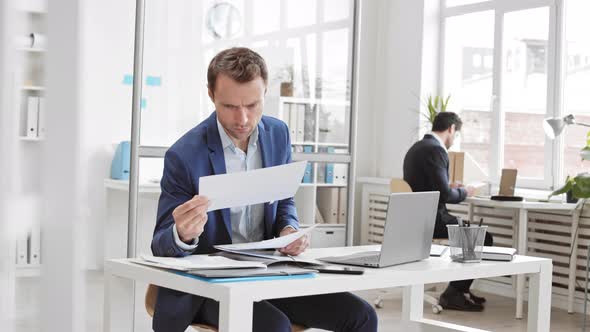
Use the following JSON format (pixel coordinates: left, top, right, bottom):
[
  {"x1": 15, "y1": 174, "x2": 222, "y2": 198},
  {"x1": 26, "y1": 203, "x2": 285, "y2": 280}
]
[
  {"x1": 122, "y1": 74, "x2": 133, "y2": 85},
  {"x1": 146, "y1": 76, "x2": 162, "y2": 86},
  {"x1": 141, "y1": 98, "x2": 147, "y2": 109}
]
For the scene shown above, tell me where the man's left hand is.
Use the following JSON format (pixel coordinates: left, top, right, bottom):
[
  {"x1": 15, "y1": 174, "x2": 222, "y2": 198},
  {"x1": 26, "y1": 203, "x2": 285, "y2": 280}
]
[{"x1": 278, "y1": 227, "x2": 309, "y2": 256}]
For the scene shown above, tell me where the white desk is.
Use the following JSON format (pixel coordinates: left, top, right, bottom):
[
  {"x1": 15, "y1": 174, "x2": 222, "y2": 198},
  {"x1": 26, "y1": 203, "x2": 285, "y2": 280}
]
[
  {"x1": 464, "y1": 197, "x2": 579, "y2": 318},
  {"x1": 104, "y1": 246, "x2": 552, "y2": 332}
]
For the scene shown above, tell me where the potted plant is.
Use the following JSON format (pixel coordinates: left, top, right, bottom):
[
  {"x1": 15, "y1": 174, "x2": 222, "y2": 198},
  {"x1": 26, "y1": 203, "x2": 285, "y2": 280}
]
[
  {"x1": 550, "y1": 132, "x2": 590, "y2": 202},
  {"x1": 421, "y1": 94, "x2": 451, "y2": 124},
  {"x1": 275, "y1": 65, "x2": 294, "y2": 97}
]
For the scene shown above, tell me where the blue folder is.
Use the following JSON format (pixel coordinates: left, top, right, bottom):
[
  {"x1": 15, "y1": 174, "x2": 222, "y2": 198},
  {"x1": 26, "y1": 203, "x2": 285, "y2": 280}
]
[{"x1": 175, "y1": 271, "x2": 316, "y2": 283}]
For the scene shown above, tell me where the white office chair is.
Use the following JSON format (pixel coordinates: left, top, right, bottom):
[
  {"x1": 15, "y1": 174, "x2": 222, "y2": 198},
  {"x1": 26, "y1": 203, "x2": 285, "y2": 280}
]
[{"x1": 373, "y1": 179, "x2": 445, "y2": 314}]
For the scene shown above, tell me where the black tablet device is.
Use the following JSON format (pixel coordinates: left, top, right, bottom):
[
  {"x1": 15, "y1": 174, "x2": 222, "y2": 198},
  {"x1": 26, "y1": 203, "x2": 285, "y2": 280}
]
[{"x1": 315, "y1": 265, "x2": 365, "y2": 275}]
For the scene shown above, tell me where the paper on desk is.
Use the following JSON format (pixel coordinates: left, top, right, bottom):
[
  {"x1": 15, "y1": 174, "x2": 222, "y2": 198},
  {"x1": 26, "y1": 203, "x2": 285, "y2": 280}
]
[
  {"x1": 199, "y1": 161, "x2": 307, "y2": 212},
  {"x1": 137, "y1": 254, "x2": 267, "y2": 271},
  {"x1": 214, "y1": 225, "x2": 317, "y2": 251}
]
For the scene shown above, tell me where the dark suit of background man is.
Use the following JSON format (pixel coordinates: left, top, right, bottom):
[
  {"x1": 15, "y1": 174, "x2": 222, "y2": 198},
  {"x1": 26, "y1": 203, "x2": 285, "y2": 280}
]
[
  {"x1": 151, "y1": 47, "x2": 377, "y2": 332},
  {"x1": 403, "y1": 112, "x2": 493, "y2": 312}
]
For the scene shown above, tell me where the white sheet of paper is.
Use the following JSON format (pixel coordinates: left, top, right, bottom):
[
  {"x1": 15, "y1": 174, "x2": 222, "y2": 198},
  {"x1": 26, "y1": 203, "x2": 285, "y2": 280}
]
[
  {"x1": 214, "y1": 225, "x2": 317, "y2": 251},
  {"x1": 199, "y1": 161, "x2": 307, "y2": 212},
  {"x1": 137, "y1": 254, "x2": 267, "y2": 271}
]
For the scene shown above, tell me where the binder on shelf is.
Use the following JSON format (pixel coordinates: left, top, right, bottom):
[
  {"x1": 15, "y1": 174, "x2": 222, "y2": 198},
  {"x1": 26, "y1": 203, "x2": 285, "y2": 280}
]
[
  {"x1": 288, "y1": 103, "x2": 297, "y2": 142},
  {"x1": 302, "y1": 163, "x2": 313, "y2": 184},
  {"x1": 26, "y1": 96, "x2": 39, "y2": 137},
  {"x1": 333, "y1": 164, "x2": 348, "y2": 186},
  {"x1": 296, "y1": 104, "x2": 305, "y2": 142},
  {"x1": 37, "y1": 96, "x2": 46, "y2": 138},
  {"x1": 282, "y1": 102, "x2": 290, "y2": 125},
  {"x1": 324, "y1": 147, "x2": 335, "y2": 184},
  {"x1": 29, "y1": 218, "x2": 41, "y2": 265},
  {"x1": 16, "y1": 231, "x2": 28, "y2": 265},
  {"x1": 317, "y1": 187, "x2": 339, "y2": 224},
  {"x1": 338, "y1": 187, "x2": 348, "y2": 224},
  {"x1": 315, "y1": 205, "x2": 326, "y2": 224},
  {"x1": 304, "y1": 104, "x2": 316, "y2": 142}
]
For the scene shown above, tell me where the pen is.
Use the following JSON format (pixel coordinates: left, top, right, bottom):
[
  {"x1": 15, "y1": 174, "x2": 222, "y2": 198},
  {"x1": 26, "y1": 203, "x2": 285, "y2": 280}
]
[{"x1": 478, "y1": 217, "x2": 483, "y2": 227}]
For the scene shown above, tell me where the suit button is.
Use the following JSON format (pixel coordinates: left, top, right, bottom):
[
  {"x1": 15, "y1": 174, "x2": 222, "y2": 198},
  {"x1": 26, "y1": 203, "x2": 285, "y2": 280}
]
[{"x1": 167, "y1": 248, "x2": 175, "y2": 255}]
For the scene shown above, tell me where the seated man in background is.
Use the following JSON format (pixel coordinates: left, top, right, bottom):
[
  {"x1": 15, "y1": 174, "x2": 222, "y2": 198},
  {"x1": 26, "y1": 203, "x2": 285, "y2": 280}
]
[
  {"x1": 151, "y1": 47, "x2": 378, "y2": 332},
  {"x1": 403, "y1": 112, "x2": 493, "y2": 312}
]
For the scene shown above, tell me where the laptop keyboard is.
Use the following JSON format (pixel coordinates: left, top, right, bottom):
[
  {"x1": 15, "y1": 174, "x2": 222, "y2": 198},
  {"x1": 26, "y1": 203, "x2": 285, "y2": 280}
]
[{"x1": 355, "y1": 254, "x2": 379, "y2": 264}]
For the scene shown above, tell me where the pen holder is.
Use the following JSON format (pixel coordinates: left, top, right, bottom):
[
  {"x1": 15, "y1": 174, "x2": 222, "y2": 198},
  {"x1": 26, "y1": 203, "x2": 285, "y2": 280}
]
[{"x1": 447, "y1": 225, "x2": 487, "y2": 263}]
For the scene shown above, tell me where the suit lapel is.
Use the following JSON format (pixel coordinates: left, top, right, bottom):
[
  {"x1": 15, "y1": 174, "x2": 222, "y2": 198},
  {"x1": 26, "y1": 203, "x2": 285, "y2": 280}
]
[
  {"x1": 206, "y1": 112, "x2": 232, "y2": 240},
  {"x1": 257, "y1": 119, "x2": 276, "y2": 238}
]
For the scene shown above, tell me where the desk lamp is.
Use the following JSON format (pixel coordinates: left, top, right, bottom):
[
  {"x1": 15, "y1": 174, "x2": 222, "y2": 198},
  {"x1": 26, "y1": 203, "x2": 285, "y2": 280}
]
[{"x1": 543, "y1": 114, "x2": 590, "y2": 139}]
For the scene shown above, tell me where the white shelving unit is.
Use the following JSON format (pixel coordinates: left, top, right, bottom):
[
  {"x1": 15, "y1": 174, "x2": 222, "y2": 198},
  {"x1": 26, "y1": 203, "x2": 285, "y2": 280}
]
[
  {"x1": 279, "y1": 97, "x2": 353, "y2": 248},
  {"x1": 14, "y1": 0, "x2": 47, "y2": 277}
]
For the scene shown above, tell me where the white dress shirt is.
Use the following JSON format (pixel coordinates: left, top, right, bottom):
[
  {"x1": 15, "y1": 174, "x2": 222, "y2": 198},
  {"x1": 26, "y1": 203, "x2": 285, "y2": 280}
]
[{"x1": 173, "y1": 120, "x2": 265, "y2": 249}]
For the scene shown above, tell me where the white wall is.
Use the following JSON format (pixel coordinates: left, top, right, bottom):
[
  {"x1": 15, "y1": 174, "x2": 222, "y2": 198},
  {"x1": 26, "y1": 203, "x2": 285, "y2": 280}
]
[
  {"x1": 79, "y1": 0, "x2": 135, "y2": 270},
  {"x1": 354, "y1": 0, "x2": 438, "y2": 178},
  {"x1": 352, "y1": 0, "x2": 440, "y2": 243}
]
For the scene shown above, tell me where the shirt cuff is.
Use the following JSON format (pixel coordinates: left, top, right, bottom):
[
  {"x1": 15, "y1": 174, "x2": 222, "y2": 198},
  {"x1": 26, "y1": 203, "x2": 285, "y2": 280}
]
[
  {"x1": 282, "y1": 225, "x2": 298, "y2": 232},
  {"x1": 172, "y1": 224, "x2": 199, "y2": 251}
]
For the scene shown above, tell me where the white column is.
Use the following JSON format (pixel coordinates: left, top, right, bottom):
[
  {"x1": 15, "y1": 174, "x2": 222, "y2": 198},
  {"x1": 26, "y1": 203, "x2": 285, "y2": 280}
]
[
  {"x1": 0, "y1": 1, "x2": 17, "y2": 331},
  {"x1": 40, "y1": 0, "x2": 86, "y2": 331}
]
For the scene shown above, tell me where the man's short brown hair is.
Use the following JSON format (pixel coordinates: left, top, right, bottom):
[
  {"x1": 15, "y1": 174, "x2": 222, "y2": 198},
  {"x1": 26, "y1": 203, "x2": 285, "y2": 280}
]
[{"x1": 207, "y1": 47, "x2": 268, "y2": 94}]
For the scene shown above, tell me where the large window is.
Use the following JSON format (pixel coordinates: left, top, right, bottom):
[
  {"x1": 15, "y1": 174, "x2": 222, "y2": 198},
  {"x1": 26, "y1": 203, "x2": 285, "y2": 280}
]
[
  {"x1": 440, "y1": 0, "x2": 574, "y2": 189},
  {"x1": 139, "y1": 0, "x2": 355, "y2": 148},
  {"x1": 562, "y1": 0, "x2": 590, "y2": 179}
]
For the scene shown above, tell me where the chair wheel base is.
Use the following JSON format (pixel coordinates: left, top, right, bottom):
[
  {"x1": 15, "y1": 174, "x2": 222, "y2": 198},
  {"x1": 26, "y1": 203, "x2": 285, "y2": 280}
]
[
  {"x1": 432, "y1": 304, "x2": 443, "y2": 314},
  {"x1": 374, "y1": 299, "x2": 384, "y2": 309}
]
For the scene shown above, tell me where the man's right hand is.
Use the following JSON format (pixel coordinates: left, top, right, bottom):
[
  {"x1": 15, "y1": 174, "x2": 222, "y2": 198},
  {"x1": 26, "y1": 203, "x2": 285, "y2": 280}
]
[
  {"x1": 465, "y1": 186, "x2": 476, "y2": 197},
  {"x1": 172, "y1": 195, "x2": 209, "y2": 244}
]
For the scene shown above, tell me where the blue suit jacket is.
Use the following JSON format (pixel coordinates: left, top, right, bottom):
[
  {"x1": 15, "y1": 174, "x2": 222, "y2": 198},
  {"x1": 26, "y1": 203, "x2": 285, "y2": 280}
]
[{"x1": 151, "y1": 111, "x2": 299, "y2": 331}]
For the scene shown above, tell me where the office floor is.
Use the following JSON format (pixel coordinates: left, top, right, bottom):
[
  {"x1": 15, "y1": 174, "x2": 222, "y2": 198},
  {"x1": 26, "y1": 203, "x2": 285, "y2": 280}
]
[{"x1": 12, "y1": 271, "x2": 588, "y2": 331}]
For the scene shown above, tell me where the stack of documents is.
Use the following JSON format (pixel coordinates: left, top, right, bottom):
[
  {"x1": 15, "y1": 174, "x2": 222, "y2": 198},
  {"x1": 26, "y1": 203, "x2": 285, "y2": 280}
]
[
  {"x1": 213, "y1": 225, "x2": 321, "y2": 266},
  {"x1": 481, "y1": 246, "x2": 517, "y2": 261},
  {"x1": 187, "y1": 265, "x2": 317, "y2": 279},
  {"x1": 136, "y1": 254, "x2": 267, "y2": 271}
]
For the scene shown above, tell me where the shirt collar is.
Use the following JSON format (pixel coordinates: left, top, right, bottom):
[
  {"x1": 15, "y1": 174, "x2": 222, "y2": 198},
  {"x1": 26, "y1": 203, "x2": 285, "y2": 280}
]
[
  {"x1": 427, "y1": 131, "x2": 447, "y2": 152},
  {"x1": 216, "y1": 119, "x2": 259, "y2": 151}
]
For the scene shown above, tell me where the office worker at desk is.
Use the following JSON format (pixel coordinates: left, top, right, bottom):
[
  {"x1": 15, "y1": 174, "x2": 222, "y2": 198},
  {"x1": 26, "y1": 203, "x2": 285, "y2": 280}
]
[
  {"x1": 151, "y1": 47, "x2": 378, "y2": 332},
  {"x1": 403, "y1": 112, "x2": 493, "y2": 312}
]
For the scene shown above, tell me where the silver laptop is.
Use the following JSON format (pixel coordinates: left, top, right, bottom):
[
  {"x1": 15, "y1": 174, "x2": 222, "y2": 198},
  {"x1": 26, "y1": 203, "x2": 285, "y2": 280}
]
[{"x1": 319, "y1": 191, "x2": 440, "y2": 268}]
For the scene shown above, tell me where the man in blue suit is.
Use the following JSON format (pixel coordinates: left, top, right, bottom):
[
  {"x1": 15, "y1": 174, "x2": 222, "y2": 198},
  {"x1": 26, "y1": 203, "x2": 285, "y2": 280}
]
[{"x1": 151, "y1": 47, "x2": 377, "y2": 332}]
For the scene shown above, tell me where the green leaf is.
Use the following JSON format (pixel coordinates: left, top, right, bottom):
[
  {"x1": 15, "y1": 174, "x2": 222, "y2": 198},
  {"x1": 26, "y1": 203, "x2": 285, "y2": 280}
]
[
  {"x1": 573, "y1": 173, "x2": 590, "y2": 198},
  {"x1": 441, "y1": 95, "x2": 450, "y2": 112},
  {"x1": 549, "y1": 176, "x2": 573, "y2": 197},
  {"x1": 586, "y1": 131, "x2": 590, "y2": 146}
]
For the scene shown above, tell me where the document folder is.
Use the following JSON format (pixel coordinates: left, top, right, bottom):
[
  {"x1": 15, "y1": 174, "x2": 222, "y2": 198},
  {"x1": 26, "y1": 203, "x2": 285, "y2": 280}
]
[{"x1": 179, "y1": 267, "x2": 317, "y2": 283}]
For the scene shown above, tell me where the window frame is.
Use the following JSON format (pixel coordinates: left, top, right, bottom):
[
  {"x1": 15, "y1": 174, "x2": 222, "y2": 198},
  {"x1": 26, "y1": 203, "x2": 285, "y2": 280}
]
[{"x1": 439, "y1": 0, "x2": 562, "y2": 190}]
